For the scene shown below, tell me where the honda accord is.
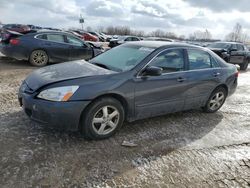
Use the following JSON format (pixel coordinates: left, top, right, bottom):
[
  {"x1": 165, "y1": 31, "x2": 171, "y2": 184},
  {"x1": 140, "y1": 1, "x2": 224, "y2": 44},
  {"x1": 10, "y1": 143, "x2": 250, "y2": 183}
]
[{"x1": 18, "y1": 41, "x2": 238, "y2": 139}]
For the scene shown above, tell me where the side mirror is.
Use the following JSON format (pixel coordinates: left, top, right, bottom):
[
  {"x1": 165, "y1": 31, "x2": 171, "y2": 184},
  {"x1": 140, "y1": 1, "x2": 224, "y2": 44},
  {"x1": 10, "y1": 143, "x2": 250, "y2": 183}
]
[{"x1": 142, "y1": 66, "x2": 163, "y2": 77}]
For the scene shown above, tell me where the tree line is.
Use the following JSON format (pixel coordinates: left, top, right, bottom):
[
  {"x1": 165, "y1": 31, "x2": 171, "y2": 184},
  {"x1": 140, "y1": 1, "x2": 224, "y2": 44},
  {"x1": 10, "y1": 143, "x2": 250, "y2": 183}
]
[{"x1": 86, "y1": 23, "x2": 249, "y2": 43}]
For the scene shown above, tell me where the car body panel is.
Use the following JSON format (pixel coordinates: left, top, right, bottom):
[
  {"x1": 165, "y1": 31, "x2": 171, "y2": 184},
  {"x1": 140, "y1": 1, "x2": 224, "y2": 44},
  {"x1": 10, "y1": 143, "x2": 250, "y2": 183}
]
[
  {"x1": 0, "y1": 31, "x2": 97, "y2": 63},
  {"x1": 19, "y1": 42, "x2": 238, "y2": 131},
  {"x1": 133, "y1": 72, "x2": 188, "y2": 119},
  {"x1": 183, "y1": 68, "x2": 223, "y2": 109}
]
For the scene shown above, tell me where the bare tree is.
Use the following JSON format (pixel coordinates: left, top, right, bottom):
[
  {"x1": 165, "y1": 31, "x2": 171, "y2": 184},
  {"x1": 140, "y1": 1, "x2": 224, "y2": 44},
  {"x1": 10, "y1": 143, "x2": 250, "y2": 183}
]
[
  {"x1": 150, "y1": 29, "x2": 165, "y2": 37},
  {"x1": 86, "y1": 26, "x2": 92, "y2": 32},
  {"x1": 225, "y1": 23, "x2": 249, "y2": 42},
  {"x1": 233, "y1": 23, "x2": 242, "y2": 42},
  {"x1": 179, "y1": 35, "x2": 186, "y2": 40},
  {"x1": 189, "y1": 29, "x2": 212, "y2": 41},
  {"x1": 97, "y1": 26, "x2": 104, "y2": 33}
]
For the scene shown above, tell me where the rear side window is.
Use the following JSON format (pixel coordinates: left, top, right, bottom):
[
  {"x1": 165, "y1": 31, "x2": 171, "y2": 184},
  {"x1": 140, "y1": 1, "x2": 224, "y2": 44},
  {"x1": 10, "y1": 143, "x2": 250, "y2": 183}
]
[
  {"x1": 47, "y1": 34, "x2": 65, "y2": 43},
  {"x1": 132, "y1": 37, "x2": 140, "y2": 41},
  {"x1": 36, "y1": 34, "x2": 47, "y2": 40},
  {"x1": 66, "y1": 35, "x2": 83, "y2": 46},
  {"x1": 188, "y1": 49, "x2": 218, "y2": 70},
  {"x1": 125, "y1": 37, "x2": 132, "y2": 41},
  {"x1": 150, "y1": 49, "x2": 185, "y2": 73},
  {"x1": 236, "y1": 44, "x2": 244, "y2": 51},
  {"x1": 231, "y1": 44, "x2": 237, "y2": 50}
]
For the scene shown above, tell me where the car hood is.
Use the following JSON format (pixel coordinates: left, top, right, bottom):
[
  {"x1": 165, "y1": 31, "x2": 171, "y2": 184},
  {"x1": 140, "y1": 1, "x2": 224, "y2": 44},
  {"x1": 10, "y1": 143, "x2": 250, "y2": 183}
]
[{"x1": 25, "y1": 60, "x2": 115, "y2": 91}]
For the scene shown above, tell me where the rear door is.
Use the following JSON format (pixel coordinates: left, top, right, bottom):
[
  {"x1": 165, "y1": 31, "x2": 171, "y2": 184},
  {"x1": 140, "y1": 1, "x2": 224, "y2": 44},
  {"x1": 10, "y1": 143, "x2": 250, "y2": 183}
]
[
  {"x1": 65, "y1": 35, "x2": 93, "y2": 60},
  {"x1": 41, "y1": 34, "x2": 70, "y2": 61},
  {"x1": 229, "y1": 44, "x2": 246, "y2": 64},
  {"x1": 183, "y1": 49, "x2": 222, "y2": 109}
]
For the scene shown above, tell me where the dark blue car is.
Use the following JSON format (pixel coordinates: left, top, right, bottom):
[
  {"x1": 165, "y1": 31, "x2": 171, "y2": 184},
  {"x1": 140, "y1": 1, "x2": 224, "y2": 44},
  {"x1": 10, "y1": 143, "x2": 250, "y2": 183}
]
[
  {"x1": 18, "y1": 42, "x2": 238, "y2": 139},
  {"x1": 0, "y1": 31, "x2": 101, "y2": 66}
]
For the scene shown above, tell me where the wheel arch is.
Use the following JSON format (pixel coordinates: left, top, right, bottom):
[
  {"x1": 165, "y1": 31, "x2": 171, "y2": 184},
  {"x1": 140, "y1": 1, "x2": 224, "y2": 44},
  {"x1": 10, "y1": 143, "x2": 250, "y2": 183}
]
[
  {"x1": 212, "y1": 84, "x2": 228, "y2": 97},
  {"x1": 78, "y1": 93, "x2": 129, "y2": 129},
  {"x1": 29, "y1": 48, "x2": 50, "y2": 62}
]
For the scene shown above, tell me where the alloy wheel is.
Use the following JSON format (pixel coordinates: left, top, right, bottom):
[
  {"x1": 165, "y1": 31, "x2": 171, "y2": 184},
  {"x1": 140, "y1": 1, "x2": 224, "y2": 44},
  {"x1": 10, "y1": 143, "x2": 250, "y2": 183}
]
[
  {"x1": 208, "y1": 91, "x2": 225, "y2": 111},
  {"x1": 31, "y1": 50, "x2": 48, "y2": 65},
  {"x1": 92, "y1": 105, "x2": 120, "y2": 135}
]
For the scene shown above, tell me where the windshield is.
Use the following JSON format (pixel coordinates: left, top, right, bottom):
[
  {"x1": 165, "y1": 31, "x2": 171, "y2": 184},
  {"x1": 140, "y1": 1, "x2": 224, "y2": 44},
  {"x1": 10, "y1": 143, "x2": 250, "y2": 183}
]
[
  {"x1": 89, "y1": 45, "x2": 155, "y2": 72},
  {"x1": 208, "y1": 43, "x2": 231, "y2": 49}
]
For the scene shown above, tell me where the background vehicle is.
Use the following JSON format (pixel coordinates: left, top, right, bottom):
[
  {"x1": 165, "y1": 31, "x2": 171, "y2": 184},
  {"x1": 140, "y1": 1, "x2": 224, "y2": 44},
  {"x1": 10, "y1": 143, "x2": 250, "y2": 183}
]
[
  {"x1": 207, "y1": 42, "x2": 250, "y2": 70},
  {"x1": 144, "y1": 37, "x2": 174, "y2": 42},
  {"x1": 0, "y1": 30, "x2": 23, "y2": 44},
  {"x1": 89, "y1": 31, "x2": 106, "y2": 42},
  {"x1": 109, "y1": 36, "x2": 141, "y2": 48},
  {"x1": 2, "y1": 24, "x2": 31, "y2": 34},
  {"x1": 100, "y1": 32, "x2": 112, "y2": 41},
  {"x1": 19, "y1": 42, "x2": 238, "y2": 139},
  {"x1": 0, "y1": 31, "x2": 101, "y2": 66},
  {"x1": 72, "y1": 30, "x2": 99, "y2": 42}
]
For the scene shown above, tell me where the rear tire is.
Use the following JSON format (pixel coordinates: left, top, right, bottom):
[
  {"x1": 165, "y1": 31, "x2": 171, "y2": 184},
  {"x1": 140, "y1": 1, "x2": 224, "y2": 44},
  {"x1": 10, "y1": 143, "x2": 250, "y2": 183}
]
[
  {"x1": 239, "y1": 60, "x2": 249, "y2": 71},
  {"x1": 203, "y1": 87, "x2": 227, "y2": 113},
  {"x1": 80, "y1": 97, "x2": 125, "y2": 140},
  {"x1": 29, "y1": 50, "x2": 48, "y2": 67}
]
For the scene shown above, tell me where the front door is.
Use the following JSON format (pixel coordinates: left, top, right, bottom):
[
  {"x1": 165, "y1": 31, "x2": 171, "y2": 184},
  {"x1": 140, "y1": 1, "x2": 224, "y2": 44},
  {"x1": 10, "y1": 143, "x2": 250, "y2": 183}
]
[{"x1": 134, "y1": 48, "x2": 188, "y2": 119}]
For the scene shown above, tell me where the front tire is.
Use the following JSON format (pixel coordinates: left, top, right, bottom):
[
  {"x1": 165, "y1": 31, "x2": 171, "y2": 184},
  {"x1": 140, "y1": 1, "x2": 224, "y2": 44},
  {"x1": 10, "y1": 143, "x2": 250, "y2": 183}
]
[
  {"x1": 29, "y1": 50, "x2": 48, "y2": 67},
  {"x1": 80, "y1": 97, "x2": 125, "y2": 140},
  {"x1": 203, "y1": 87, "x2": 227, "y2": 113}
]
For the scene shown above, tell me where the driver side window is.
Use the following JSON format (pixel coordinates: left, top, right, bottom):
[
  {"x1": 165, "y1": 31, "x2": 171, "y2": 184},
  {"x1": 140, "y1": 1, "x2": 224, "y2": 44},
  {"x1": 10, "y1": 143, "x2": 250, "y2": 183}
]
[{"x1": 149, "y1": 49, "x2": 185, "y2": 73}]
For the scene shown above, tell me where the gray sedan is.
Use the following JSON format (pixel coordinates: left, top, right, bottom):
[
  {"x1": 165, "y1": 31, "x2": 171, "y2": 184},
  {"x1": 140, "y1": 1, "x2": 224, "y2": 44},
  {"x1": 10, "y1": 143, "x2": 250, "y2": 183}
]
[{"x1": 18, "y1": 41, "x2": 238, "y2": 139}]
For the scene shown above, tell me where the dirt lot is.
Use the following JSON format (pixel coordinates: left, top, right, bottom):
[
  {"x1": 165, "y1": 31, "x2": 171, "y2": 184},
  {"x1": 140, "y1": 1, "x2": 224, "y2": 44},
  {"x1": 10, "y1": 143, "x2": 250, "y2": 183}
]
[{"x1": 0, "y1": 58, "x2": 250, "y2": 188}]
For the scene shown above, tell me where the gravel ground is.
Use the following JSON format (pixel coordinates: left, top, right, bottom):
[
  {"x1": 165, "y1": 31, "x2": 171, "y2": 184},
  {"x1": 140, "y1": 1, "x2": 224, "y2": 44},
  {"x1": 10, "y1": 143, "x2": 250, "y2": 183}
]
[{"x1": 0, "y1": 59, "x2": 250, "y2": 188}]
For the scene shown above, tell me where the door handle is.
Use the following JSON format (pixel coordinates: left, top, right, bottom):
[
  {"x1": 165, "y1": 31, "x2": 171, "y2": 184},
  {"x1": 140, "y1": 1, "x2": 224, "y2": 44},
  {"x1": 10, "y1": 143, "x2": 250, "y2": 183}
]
[
  {"x1": 213, "y1": 72, "x2": 221, "y2": 77},
  {"x1": 177, "y1": 77, "x2": 186, "y2": 82}
]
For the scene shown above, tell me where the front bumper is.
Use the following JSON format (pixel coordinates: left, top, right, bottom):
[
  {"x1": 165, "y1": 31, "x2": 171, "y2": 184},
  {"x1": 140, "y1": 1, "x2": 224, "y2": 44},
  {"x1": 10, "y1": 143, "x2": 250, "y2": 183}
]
[{"x1": 19, "y1": 91, "x2": 90, "y2": 131}]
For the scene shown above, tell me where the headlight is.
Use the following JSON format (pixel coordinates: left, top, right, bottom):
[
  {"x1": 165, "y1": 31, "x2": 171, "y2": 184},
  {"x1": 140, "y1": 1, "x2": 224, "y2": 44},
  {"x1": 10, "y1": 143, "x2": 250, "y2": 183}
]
[{"x1": 37, "y1": 86, "x2": 79, "y2": 102}]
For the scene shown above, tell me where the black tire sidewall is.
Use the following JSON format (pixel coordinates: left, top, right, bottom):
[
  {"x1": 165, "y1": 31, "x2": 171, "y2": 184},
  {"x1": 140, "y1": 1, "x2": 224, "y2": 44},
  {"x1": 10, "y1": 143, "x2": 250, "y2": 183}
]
[
  {"x1": 204, "y1": 87, "x2": 227, "y2": 113},
  {"x1": 240, "y1": 61, "x2": 248, "y2": 71},
  {"x1": 29, "y1": 50, "x2": 48, "y2": 67},
  {"x1": 81, "y1": 97, "x2": 125, "y2": 140}
]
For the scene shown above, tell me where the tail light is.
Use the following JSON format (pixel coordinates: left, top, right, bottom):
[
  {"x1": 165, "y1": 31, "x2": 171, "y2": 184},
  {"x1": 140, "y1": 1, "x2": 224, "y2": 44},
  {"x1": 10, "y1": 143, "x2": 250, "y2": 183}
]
[
  {"x1": 235, "y1": 71, "x2": 239, "y2": 77},
  {"x1": 10, "y1": 38, "x2": 20, "y2": 45}
]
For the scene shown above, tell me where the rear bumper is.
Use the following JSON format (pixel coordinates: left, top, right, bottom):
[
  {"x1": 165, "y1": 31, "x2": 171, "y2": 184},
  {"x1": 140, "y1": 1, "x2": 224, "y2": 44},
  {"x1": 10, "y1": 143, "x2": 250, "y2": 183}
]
[
  {"x1": 19, "y1": 92, "x2": 90, "y2": 131},
  {"x1": 228, "y1": 78, "x2": 238, "y2": 96},
  {"x1": 0, "y1": 43, "x2": 28, "y2": 60}
]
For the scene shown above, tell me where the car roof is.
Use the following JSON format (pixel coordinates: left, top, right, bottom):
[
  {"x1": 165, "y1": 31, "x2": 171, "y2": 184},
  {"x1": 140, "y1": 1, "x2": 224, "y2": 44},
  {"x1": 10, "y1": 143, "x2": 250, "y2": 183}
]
[
  {"x1": 34, "y1": 30, "x2": 70, "y2": 35},
  {"x1": 123, "y1": 41, "x2": 200, "y2": 49},
  {"x1": 214, "y1": 41, "x2": 243, "y2": 45}
]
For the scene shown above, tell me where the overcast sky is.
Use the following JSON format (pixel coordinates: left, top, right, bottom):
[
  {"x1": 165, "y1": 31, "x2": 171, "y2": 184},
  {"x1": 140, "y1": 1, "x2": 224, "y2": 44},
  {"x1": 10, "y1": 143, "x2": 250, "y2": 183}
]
[{"x1": 1, "y1": 0, "x2": 250, "y2": 39}]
